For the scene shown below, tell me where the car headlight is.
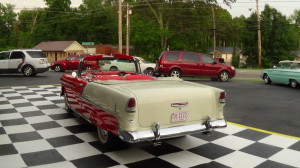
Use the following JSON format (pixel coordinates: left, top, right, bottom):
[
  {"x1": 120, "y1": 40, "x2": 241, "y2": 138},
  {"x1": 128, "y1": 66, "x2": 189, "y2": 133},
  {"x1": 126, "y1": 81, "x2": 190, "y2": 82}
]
[{"x1": 231, "y1": 66, "x2": 235, "y2": 70}]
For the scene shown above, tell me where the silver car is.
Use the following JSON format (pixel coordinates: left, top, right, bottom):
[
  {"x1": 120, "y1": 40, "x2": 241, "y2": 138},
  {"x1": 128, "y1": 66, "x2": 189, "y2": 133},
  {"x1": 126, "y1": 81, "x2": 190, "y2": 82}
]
[{"x1": 0, "y1": 49, "x2": 49, "y2": 76}]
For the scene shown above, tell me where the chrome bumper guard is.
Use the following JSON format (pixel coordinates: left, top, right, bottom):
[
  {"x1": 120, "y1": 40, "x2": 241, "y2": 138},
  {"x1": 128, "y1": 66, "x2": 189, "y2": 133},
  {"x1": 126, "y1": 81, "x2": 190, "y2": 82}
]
[{"x1": 118, "y1": 119, "x2": 227, "y2": 143}]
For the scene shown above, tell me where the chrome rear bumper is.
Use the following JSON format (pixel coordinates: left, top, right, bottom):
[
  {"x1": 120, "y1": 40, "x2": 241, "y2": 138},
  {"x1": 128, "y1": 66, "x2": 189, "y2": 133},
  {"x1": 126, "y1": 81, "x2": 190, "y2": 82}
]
[{"x1": 118, "y1": 119, "x2": 227, "y2": 143}]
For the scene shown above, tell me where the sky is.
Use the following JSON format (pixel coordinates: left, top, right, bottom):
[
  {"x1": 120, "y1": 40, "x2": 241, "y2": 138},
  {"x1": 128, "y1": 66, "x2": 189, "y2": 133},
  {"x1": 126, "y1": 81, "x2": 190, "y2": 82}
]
[{"x1": 0, "y1": 0, "x2": 299, "y2": 18}]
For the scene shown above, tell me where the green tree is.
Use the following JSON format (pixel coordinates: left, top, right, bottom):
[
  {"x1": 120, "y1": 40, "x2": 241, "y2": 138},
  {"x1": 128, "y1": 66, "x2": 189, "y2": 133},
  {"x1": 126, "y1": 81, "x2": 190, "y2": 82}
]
[{"x1": 0, "y1": 3, "x2": 17, "y2": 50}]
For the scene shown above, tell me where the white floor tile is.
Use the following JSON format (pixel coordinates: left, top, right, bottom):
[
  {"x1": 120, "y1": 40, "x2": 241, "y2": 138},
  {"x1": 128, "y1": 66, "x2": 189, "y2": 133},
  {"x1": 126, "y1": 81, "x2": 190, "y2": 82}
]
[
  {"x1": 29, "y1": 161, "x2": 77, "y2": 168},
  {"x1": 0, "y1": 97, "x2": 7, "y2": 101},
  {"x1": 25, "y1": 115, "x2": 53, "y2": 124},
  {"x1": 0, "y1": 154, "x2": 27, "y2": 168},
  {"x1": 4, "y1": 124, "x2": 35, "y2": 134},
  {"x1": 35, "y1": 91, "x2": 54, "y2": 95},
  {"x1": 0, "y1": 113, "x2": 23, "y2": 120},
  {"x1": 105, "y1": 148, "x2": 154, "y2": 164},
  {"x1": 45, "y1": 96, "x2": 64, "y2": 101},
  {"x1": 159, "y1": 151, "x2": 211, "y2": 167},
  {"x1": 0, "y1": 134, "x2": 12, "y2": 144},
  {"x1": 0, "y1": 104, "x2": 14, "y2": 110},
  {"x1": 42, "y1": 108, "x2": 66, "y2": 115},
  {"x1": 38, "y1": 127, "x2": 72, "y2": 139},
  {"x1": 108, "y1": 165, "x2": 128, "y2": 168},
  {"x1": 215, "y1": 151, "x2": 265, "y2": 168},
  {"x1": 56, "y1": 143, "x2": 101, "y2": 160},
  {"x1": 16, "y1": 106, "x2": 40, "y2": 112},
  {"x1": 216, "y1": 123, "x2": 246, "y2": 135},
  {"x1": 75, "y1": 132, "x2": 98, "y2": 142},
  {"x1": 31, "y1": 101, "x2": 54, "y2": 106},
  {"x1": 23, "y1": 95, "x2": 43, "y2": 99},
  {"x1": 269, "y1": 149, "x2": 300, "y2": 167},
  {"x1": 8, "y1": 99, "x2": 29, "y2": 104},
  {"x1": 212, "y1": 135, "x2": 254, "y2": 150},
  {"x1": 258, "y1": 134, "x2": 299, "y2": 148},
  {"x1": 14, "y1": 139, "x2": 53, "y2": 154},
  {"x1": 56, "y1": 118, "x2": 84, "y2": 127},
  {"x1": 165, "y1": 135, "x2": 208, "y2": 150},
  {"x1": 3, "y1": 93, "x2": 22, "y2": 97}
]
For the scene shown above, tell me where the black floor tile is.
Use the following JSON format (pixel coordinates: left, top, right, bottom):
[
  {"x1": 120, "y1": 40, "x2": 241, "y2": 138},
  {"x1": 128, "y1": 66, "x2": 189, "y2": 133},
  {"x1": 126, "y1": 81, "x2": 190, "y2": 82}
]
[
  {"x1": 71, "y1": 154, "x2": 119, "y2": 168},
  {"x1": 234, "y1": 129, "x2": 270, "y2": 141},
  {"x1": 189, "y1": 143, "x2": 234, "y2": 160},
  {"x1": 0, "y1": 144, "x2": 18, "y2": 156},
  {"x1": 19, "y1": 92, "x2": 36, "y2": 96},
  {"x1": 31, "y1": 121, "x2": 61, "y2": 130},
  {"x1": 27, "y1": 98, "x2": 47, "y2": 102},
  {"x1": 6, "y1": 96, "x2": 24, "y2": 100},
  {"x1": 89, "y1": 141, "x2": 130, "y2": 153},
  {"x1": 12, "y1": 102, "x2": 33, "y2": 108},
  {"x1": 51, "y1": 99, "x2": 64, "y2": 104},
  {"x1": 65, "y1": 124, "x2": 96, "y2": 134},
  {"x1": 0, "y1": 100, "x2": 9, "y2": 105},
  {"x1": 140, "y1": 143, "x2": 183, "y2": 156},
  {"x1": 8, "y1": 131, "x2": 43, "y2": 143},
  {"x1": 47, "y1": 135, "x2": 84, "y2": 147},
  {"x1": 255, "y1": 160, "x2": 297, "y2": 168},
  {"x1": 0, "y1": 108, "x2": 17, "y2": 114},
  {"x1": 288, "y1": 141, "x2": 300, "y2": 152},
  {"x1": 191, "y1": 131, "x2": 228, "y2": 142},
  {"x1": 48, "y1": 113, "x2": 75, "y2": 120},
  {"x1": 240, "y1": 142, "x2": 283, "y2": 158},
  {"x1": 1, "y1": 118, "x2": 28, "y2": 126},
  {"x1": 42, "y1": 94, "x2": 59, "y2": 97},
  {"x1": 0, "y1": 127, "x2": 6, "y2": 134},
  {"x1": 191, "y1": 161, "x2": 230, "y2": 168},
  {"x1": 20, "y1": 111, "x2": 45, "y2": 118},
  {"x1": 126, "y1": 157, "x2": 179, "y2": 168},
  {"x1": 36, "y1": 104, "x2": 60, "y2": 110},
  {"x1": 21, "y1": 149, "x2": 66, "y2": 167}
]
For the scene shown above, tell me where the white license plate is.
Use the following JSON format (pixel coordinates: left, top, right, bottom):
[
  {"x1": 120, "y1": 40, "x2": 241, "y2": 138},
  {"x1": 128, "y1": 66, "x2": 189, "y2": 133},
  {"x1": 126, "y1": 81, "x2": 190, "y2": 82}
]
[{"x1": 171, "y1": 111, "x2": 189, "y2": 122}]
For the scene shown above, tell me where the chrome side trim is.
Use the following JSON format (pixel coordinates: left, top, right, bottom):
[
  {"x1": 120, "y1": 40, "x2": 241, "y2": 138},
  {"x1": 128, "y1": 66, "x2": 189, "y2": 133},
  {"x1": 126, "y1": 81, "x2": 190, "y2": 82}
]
[{"x1": 119, "y1": 119, "x2": 227, "y2": 143}]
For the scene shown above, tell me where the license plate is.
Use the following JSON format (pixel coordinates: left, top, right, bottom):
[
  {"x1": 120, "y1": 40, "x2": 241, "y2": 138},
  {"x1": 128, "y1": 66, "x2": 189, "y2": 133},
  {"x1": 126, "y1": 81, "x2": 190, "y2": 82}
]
[{"x1": 171, "y1": 111, "x2": 189, "y2": 122}]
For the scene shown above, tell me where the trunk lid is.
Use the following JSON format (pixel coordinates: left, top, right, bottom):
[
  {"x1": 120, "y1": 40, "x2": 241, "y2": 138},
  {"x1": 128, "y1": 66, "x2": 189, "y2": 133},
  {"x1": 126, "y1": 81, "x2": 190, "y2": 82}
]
[{"x1": 118, "y1": 79, "x2": 218, "y2": 128}]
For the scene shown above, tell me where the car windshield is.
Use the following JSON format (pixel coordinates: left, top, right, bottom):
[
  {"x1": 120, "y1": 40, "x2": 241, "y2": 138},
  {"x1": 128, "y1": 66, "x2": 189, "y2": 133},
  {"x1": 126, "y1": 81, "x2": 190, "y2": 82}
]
[{"x1": 26, "y1": 51, "x2": 47, "y2": 58}]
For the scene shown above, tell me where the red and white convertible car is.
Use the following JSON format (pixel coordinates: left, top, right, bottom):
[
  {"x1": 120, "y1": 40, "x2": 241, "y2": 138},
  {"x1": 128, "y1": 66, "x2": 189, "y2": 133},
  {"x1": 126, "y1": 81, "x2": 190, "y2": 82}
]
[{"x1": 60, "y1": 54, "x2": 227, "y2": 145}]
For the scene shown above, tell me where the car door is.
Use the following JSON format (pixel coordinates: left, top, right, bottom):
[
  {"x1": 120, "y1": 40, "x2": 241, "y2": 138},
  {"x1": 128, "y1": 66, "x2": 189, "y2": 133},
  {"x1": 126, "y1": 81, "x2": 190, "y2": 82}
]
[
  {"x1": 8, "y1": 51, "x2": 25, "y2": 73},
  {"x1": 269, "y1": 62, "x2": 290, "y2": 83},
  {"x1": 0, "y1": 52, "x2": 10, "y2": 73},
  {"x1": 199, "y1": 54, "x2": 219, "y2": 76},
  {"x1": 181, "y1": 52, "x2": 201, "y2": 76},
  {"x1": 65, "y1": 56, "x2": 76, "y2": 70}
]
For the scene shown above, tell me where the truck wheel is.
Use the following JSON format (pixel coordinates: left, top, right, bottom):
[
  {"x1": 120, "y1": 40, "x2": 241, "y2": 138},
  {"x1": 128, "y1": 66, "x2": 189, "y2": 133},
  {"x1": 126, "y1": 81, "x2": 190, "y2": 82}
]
[
  {"x1": 290, "y1": 79, "x2": 298, "y2": 88},
  {"x1": 169, "y1": 69, "x2": 182, "y2": 78},
  {"x1": 144, "y1": 68, "x2": 154, "y2": 75},
  {"x1": 22, "y1": 65, "x2": 35, "y2": 77},
  {"x1": 54, "y1": 65, "x2": 63, "y2": 72},
  {"x1": 263, "y1": 74, "x2": 271, "y2": 84},
  {"x1": 218, "y1": 71, "x2": 229, "y2": 82}
]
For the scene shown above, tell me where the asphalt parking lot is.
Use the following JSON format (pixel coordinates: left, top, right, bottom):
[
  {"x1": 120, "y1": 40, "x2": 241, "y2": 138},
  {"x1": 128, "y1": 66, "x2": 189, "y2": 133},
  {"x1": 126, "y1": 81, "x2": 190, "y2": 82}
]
[{"x1": 1, "y1": 70, "x2": 300, "y2": 168}]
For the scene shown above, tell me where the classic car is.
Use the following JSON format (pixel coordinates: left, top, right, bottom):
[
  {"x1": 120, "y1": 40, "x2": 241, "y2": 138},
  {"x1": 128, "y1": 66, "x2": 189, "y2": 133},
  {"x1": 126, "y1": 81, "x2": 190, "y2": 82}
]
[
  {"x1": 60, "y1": 54, "x2": 227, "y2": 145},
  {"x1": 261, "y1": 60, "x2": 300, "y2": 88},
  {"x1": 50, "y1": 54, "x2": 96, "y2": 72}
]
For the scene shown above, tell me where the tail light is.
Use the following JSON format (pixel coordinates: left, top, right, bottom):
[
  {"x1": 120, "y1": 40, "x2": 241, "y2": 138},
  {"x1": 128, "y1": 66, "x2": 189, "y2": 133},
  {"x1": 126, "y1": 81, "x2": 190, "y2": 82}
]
[
  {"x1": 219, "y1": 91, "x2": 226, "y2": 103},
  {"x1": 39, "y1": 59, "x2": 46, "y2": 64},
  {"x1": 126, "y1": 98, "x2": 136, "y2": 112},
  {"x1": 159, "y1": 60, "x2": 164, "y2": 67}
]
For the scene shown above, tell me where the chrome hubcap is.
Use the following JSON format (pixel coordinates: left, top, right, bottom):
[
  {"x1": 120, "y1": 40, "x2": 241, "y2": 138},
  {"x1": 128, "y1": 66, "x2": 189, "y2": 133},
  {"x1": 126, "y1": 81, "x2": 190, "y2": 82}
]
[
  {"x1": 24, "y1": 67, "x2": 32, "y2": 76},
  {"x1": 220, "y1": 72, "x2": 228, "y2": 81},
  {"x1": 171, "y1": 71, "x2": 180, "y2": 77}
]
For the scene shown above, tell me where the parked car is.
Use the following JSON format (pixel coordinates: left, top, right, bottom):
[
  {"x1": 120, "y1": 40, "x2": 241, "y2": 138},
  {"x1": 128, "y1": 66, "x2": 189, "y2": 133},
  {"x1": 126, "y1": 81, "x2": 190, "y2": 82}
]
[
  {"x1": 134, "y1": 57, "x2": 156, "y2": 75},
  {"x1": 261, "y1": 60, "x2": 300, "y2": 88},
  {"x1": 154, "y1": 51, "x2": 236, "y2": 81},
  {"x1": 50, "y1": 54, "x2": 96, "y2": 72},
  {"x1": 0, "y1": 49, "x2": 49, "y2": 76},
  {"x1": 60, "y1": 54, "x2": 227, "y2": 145}
]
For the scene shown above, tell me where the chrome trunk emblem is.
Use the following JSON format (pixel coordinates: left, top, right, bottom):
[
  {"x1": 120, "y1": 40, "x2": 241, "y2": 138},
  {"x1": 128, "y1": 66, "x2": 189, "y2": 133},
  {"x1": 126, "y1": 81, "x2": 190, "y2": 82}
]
[{"x1": 171, "y1": 102, "x2": 188, "y2": 110}]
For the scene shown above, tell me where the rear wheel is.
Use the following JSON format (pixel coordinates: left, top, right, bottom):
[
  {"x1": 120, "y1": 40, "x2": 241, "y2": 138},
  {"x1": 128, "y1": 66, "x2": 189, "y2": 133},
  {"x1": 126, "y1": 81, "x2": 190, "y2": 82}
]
[
  {"x1": 290, "y1": 79, "x2": 298, "y2": 88},
  {"x1": 144, "y1": 68, "x2": 154, "y2": 75},
  {"x1": 22, "y1": 65, "x2": 35, "y2": 77},
  {"x1": 109, "y1": 66, "x2": 118, "y2": 71},
  {"x1": 218, "y1": 71, "x2": 229, "y2": 82},
  {"x1": 263, "y1": 74, "x2": 271, "y2": 84},
  {"x1": 169, "y1": 69, "x2": 182, "y2": 78},
  {"x1": 97, "y1": 127, "x2": 122, "y2": 145}
]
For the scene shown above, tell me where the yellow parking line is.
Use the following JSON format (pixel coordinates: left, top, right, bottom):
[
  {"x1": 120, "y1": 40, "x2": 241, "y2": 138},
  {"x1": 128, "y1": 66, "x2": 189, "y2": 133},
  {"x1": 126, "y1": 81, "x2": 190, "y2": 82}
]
[
  {"x1": 0, "y1": 84, "x2": 61, "y2": 89},
  {"x1": 228, "y1": 121, "x2": 300, "y2": 140}
]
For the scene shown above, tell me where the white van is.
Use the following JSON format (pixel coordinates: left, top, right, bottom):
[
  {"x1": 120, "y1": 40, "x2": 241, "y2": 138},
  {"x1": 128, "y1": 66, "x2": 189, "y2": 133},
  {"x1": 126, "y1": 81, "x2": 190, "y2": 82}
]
[{"x1": 0, "y1": 49, "x2": 49, "y2": 76}]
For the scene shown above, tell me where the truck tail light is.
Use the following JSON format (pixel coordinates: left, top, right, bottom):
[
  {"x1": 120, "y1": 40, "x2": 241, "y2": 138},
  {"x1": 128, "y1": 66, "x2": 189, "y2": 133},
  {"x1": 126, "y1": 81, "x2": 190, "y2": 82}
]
[
  {"x1": 219, "y1": 91, "x2": 226, "y2": 103},
  {"x1": 39, "y1": 59, "x2": 46, "y2": 64},
  {"x1": 126, "y1": 98, "x2": 136, "y2": 112}
]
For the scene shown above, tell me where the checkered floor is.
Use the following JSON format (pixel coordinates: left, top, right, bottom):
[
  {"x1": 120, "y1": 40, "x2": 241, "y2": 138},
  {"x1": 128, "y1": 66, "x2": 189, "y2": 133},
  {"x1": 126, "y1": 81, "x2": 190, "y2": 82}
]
[{"x1": 1, "y1": 85, "x2": 300, "y2": 168}]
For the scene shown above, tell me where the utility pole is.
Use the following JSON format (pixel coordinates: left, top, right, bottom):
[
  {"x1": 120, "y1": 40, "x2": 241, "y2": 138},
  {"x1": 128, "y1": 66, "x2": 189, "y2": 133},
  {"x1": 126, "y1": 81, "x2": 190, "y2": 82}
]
[
  {"x1": 126, "y1": 3, "x2": 131, "y2": 55},
  {"x1": 212, "y1": 8, "x2": 216, "y2": 59},
  {"x1": 118, "y1": 0, "x2": 122, "y2": 54},
  {"x1": 256, "y1": 0, "x2": 262, "y2": 68}
]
